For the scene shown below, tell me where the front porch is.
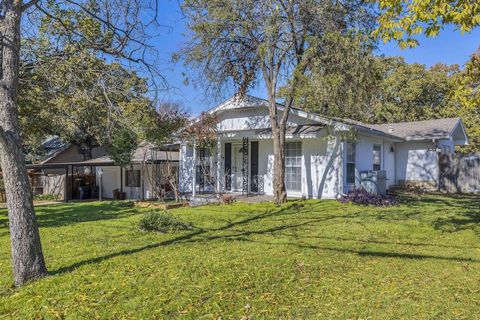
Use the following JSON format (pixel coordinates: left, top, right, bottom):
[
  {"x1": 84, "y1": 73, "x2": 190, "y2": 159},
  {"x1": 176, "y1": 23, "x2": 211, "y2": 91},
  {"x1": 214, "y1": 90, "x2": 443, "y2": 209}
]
[{"x1": 188, "y1": 192, "x2": 275, "y2": 206}]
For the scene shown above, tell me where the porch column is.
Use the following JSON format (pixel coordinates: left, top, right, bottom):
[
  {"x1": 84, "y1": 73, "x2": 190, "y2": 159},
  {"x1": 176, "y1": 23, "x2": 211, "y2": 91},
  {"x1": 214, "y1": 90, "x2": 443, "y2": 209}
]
[
  {"x1": 64, "y1": 166, "x2": 68, "y2": 203},
  {"x1": 192, "y1": 140, "x2": 197, "y2": 198},
  {"x1": 216, "y1": 136, "x2": 221, "y2": 193}
]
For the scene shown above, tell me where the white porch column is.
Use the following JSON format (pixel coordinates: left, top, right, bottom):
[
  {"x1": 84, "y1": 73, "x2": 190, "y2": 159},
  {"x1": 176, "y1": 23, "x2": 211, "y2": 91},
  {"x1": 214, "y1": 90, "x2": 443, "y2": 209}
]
[
  {"x1": 216, "y1": 136, "x2": 222, "y2": 193},
  {"x1": 192, "y1": 140, "x2": 197, "y2": 198}
]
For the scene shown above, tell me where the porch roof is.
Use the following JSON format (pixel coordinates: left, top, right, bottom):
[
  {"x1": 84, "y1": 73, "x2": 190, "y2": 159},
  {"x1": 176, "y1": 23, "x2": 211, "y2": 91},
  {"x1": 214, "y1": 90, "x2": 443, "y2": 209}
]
[{"x1": 255, "y1": 124, "x2": 326, "y2": 137}]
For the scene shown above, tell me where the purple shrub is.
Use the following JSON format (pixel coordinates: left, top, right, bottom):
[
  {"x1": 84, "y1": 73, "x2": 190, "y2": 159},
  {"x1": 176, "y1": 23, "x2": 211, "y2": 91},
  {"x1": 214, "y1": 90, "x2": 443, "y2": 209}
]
[{"x1": 340, "y1": 188, "x2": 398, "y2": 206}]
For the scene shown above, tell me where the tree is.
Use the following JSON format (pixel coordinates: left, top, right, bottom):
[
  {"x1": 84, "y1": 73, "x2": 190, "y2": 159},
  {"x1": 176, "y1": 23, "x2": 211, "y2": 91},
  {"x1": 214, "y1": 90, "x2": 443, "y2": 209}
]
[
  {"x1": 293, "y1": 32, "x2": 379, "y2": 122},
  {"x1": 371, "y1": 57, "x2": 458, "y2": 123},
  {"x1": 180, "y1": 0, "x2": 375, "y2": 204},
  {"x1": 145, "y1": 102, "x2": 188, "y2": 202},
  {"x1": 443, "y1": 49, "x2": 480, "y2": 152},
  {"x1": 19, "y1": 50, "x2": 153, "y2": 160},
  {"x1": 0, "y1": 0, "x2": 160, "y2": 286},
  {"x1": 374, "y1": 0, "x2": 480, "y2": 48}
]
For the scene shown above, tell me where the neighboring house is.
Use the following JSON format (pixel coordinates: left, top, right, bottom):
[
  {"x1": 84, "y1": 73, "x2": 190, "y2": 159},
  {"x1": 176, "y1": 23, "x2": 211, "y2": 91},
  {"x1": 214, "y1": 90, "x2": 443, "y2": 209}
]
[
  {"x1": 178, "y1": 95, "x2": 468, "y2": 199},
  {"x1": 27, "y1": 139, "x2": 179, "y2": 201}
]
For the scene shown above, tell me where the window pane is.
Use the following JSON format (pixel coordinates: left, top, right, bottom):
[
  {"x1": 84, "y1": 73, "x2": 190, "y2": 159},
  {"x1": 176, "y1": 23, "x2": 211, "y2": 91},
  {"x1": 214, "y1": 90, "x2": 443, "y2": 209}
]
[
  {"x1": 285, "y1": 142, "x2": 302, "y2": 191},
  {"x1": 347, "y1": 143, "x2": 356, "y2": 163},
  {"x1": 126, "y1": 170, "x2": 141, "y2": 187},
  {"x1": 373, "y1": 144, "x2": 381, "y2": 170},
  {"x1": 347, "y1": 163, "x2": 355, "y2": 184}
]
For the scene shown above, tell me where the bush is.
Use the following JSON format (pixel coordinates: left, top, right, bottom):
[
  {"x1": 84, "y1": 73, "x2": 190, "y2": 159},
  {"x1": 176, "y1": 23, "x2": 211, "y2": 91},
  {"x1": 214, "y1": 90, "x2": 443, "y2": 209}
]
[
  {"x1": 33, "y1": 194, "x2": 58, "y2": 201},
  {"x1": 340, "y1": 189, "x2": 398, "y2": 206},
  {"x1": 138, "y1": 211, "x2": 192, "y2": 233}
]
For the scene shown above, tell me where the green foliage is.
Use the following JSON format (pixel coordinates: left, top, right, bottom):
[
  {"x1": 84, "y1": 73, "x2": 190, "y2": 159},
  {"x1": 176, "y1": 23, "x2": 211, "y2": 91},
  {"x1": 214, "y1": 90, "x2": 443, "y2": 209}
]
[
  {"x1": 106, "y1": 127, "x2": 138, "y2": 167},
  {"x1": 293, "y1": 32, "x2": 380, "y2": 121},
  {"x1": 145, "y1": 102, "x2": 188, "y2": 148},
  {"x1": 138, "y1": 210, "x2": 192, "y2": 233},
  {"x1": 442, "y1": 50, "x2": 480, "y2": 152},
  {"x1": 1, "y1": 196, "x2": 480, "y2": 317},
  {"x1": 374, "y1": 0, "x2": 480, "y2": 47},
  {"x1": 371, "y1": 57, "x2": 458, "y2": 123},
  {"x1": 33, "y1": 194, "x2": 59, "y2": 201},
  {"x1": 19, "y1": 15, "x2": 155, "y2": 160}
]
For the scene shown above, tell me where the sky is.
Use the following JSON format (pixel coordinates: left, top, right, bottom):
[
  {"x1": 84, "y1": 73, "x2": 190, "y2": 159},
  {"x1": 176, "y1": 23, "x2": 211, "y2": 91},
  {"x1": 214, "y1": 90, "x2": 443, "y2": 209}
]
[{"x1": 155, "y1": 1, "x2": 480, "y2": 115}]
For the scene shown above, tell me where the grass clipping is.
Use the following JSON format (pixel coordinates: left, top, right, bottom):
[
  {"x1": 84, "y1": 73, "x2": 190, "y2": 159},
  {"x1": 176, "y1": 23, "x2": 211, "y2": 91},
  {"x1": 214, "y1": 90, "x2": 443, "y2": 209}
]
[{"x1": 138, "y1": 210, "x2": 193, "y2": 233}]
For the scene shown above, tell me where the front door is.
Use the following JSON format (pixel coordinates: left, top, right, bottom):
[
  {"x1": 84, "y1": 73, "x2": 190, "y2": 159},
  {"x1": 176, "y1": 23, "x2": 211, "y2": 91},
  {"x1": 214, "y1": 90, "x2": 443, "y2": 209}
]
[{"x1": 233, "y1": 145, "x2": 244, "y2": 191}]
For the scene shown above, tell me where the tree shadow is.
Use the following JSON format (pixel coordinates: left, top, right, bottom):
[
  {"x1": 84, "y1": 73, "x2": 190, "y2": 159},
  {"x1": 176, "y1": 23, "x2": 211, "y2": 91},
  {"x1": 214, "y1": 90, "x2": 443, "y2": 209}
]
[
  {"x1": 0, "y1": 202, "x2": 140, "y2": 239},
  {"x1": 433, "y1": 211, "x2": 480, "y2": 233},
  {"x1": 50, "y1": 199, "x2": 480, "y2": 276}
]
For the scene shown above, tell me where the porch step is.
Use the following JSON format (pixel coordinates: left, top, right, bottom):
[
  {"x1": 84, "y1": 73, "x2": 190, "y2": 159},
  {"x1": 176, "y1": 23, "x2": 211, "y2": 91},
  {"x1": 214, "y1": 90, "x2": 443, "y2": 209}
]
[{"x1": 189, "y1": 195, "x2": 220, "y2": 207}]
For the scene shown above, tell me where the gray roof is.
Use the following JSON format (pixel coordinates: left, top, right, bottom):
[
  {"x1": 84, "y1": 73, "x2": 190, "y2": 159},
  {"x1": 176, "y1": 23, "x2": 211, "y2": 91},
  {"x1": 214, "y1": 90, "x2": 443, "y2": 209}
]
[
  {"x1": 83, "y1": 144, "x2": 178, "y2": 165},
  {"x1": 368, "y1": 118, "x2": 461, "y2": 141}
]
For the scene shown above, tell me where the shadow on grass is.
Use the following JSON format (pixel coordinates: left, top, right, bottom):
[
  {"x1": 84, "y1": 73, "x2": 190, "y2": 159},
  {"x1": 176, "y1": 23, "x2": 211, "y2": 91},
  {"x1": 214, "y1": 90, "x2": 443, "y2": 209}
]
[
  {"x1": 0, "y1": 202, "x2": 138, "y2": 232},
  {"x1": 226, "y1": 238, "x2": 480, "y2": 263},
  {"x1": 433, "y1": 211, "x2": 480, "y2": 233},
  {"x1": 51, "y1": 200, "x2": 480, "y2": 275}
]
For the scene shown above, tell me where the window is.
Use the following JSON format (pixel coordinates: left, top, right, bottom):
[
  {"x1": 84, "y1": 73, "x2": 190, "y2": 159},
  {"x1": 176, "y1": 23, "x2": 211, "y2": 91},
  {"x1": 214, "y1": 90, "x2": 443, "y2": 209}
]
[
  {"x1": 285, "y1": 142, "x2": 302, "y2": 191},
  {"x1": 373, "y1": 144, "x2": 381, "y2": 171},
  {"x1": 346, "y1": 142, "x2": 356, "y2": 184},
  {"x1": 125, "y1": 169, "x2": 141, "y2": 187}
]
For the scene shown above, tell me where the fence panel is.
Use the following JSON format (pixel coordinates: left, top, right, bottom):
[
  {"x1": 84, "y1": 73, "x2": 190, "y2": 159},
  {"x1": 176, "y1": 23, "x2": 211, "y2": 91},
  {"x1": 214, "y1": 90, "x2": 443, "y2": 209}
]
[{"x1": 439, "y1": 153, "x2": 480, "y2": 193}]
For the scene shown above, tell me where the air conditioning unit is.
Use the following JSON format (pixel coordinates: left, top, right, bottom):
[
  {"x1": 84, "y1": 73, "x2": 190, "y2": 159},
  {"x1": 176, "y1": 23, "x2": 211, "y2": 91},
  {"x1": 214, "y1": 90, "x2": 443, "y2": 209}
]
[{"x1": 360, "y1": 170, "x2": 387, "y2": 195}]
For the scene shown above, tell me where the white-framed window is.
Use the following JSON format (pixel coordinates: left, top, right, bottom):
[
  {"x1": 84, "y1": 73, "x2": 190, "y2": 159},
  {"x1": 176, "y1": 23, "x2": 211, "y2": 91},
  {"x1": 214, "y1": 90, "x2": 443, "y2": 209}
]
[
  {"x1": 373, "y1": 144, "x2": 381, "y2": 171},
  {"x1": 285, "y1": 141, "x2": 302, "y2": 191},
  {"x1": 125, "y1": 169, "x2": 141, "y2": 187},
  {"x1": 346, "y1": 142, "x2": 356, "y2": 184}
]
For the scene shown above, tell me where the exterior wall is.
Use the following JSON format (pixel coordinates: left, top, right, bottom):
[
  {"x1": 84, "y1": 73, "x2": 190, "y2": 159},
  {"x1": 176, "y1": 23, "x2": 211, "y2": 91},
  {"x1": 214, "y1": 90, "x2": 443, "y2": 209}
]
[
  {"x1": 42, "y1": 174, "x2": 66, "y2": 200},
  {"x1": 438, "y1": 139, "x2": 454, "y2": 154},
  {"x1": 351, "y1": 134, "x2": 396, "y2": 189},
  {"x1": 96, "y1": 163, "x2": 173, "y2": 200},
  {"x1": 216, "y1": 108, "x2": 309, "y2": 132},
  {"x1": 45, "y1": 145, "x2": 106, "y2": 164},
  {"x1": 302, "y1": 135, "x2": 343, "y2": 199},
  {"x1": 179, "y1": 131, "x2": 344, "y2": 199},
  {"x1": 395, "y1": 141, "x2": 438, "y2": 189}
]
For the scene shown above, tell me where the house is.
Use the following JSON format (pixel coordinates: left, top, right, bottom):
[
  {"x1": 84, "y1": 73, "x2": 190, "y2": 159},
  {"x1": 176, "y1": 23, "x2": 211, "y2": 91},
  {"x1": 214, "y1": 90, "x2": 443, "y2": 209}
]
[
  {"x1": 178, "y1": 95, "x2": 468, "y2": 198},
  {"x1": 26, "y1": 140, "x2": 179, "y2": 201}
]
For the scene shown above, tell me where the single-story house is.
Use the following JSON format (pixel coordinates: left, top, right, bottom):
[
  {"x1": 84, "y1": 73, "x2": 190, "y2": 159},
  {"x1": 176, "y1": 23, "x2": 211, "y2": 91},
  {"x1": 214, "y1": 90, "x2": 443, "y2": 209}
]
[
  {"x1": 26, "y1": 140, "x2": 179, "y2": 201},
  {"x1": 178, "y1": 95, "x2": 468, "y2": 198}
]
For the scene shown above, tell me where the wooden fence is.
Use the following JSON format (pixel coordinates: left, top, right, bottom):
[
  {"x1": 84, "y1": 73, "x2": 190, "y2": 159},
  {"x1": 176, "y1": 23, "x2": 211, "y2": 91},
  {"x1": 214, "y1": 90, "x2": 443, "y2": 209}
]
[{"x1": 439, "y1": 153, "x2": 480, "y2": 193}]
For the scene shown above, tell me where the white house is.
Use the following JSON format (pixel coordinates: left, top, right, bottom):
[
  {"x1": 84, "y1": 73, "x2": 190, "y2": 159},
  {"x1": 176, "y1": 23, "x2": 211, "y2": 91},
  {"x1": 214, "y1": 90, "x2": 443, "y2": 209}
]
[{"x1": 178, "y1": 95, "x2": 468, "y2": 199}]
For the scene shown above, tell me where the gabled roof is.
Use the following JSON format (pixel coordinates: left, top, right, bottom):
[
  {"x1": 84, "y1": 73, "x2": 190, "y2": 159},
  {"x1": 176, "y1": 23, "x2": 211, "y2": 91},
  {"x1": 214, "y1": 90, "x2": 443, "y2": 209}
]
[
  {"x1": 37, "y1": 136, "x2": 71, "y2": 164},
  {"x1": 367, "y1": 118, "x2": 464, "y2": 141},
  {"x1": 186, "y1": 95, "x2": 468, "y2": 144}
]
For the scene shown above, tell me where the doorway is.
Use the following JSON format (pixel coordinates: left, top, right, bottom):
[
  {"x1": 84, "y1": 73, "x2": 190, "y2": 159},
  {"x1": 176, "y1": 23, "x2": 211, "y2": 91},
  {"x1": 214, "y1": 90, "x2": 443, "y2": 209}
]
[{"x1": 233, "y1": 145, "x2": 244, "y2": 191}]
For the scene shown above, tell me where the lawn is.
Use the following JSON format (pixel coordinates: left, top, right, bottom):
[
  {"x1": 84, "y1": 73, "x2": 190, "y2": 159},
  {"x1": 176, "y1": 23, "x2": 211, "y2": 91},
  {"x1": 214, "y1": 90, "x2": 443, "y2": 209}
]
[{"x1": 1, "y1": 194, "x2": 480, "y2": 319}]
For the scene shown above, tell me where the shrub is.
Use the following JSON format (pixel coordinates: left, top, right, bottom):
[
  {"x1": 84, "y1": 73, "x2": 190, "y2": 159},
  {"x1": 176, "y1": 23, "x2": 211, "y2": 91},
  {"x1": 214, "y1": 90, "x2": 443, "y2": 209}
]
[
  {"x1": 138, "y1": 211, "x2": 192, "y2": 233},
  {"x1": 33, "y1": 194, "x2": 58, "y2": 201},
  {"x1": 340, "y1": 189, "x2": 398, "y2": 206},
  {"x1": 220, "y1": 194, "x2": 235, "y2": 204}
]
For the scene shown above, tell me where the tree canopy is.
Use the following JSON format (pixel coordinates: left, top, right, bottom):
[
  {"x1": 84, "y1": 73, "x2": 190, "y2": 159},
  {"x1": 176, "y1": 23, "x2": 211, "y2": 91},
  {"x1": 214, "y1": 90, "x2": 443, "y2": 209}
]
[{"x1": 374, "y1": 0, "x2": 480, "y2": 48}]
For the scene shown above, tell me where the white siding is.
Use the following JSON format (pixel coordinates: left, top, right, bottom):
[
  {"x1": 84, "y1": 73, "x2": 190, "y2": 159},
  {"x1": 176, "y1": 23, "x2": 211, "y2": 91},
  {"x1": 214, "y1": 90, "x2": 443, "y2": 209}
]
[
  {"x1": 179, "y1": 142, "x2": 194, "y2": 193},
  {"x1": 395, "y1": 141, "x2": 438, "y2": 187},
  {"x1": 302, "y1": 135, "x2": 343, "y2": 199},
  {"x1": 346, "y1": 134, "x2": 396, "y2": 190},
  {"x1": 216, "y1": 108, "x2": 309, "y2": 132},
  {"x1": 96, "y1": 163, "x2": 171, "y2": 200}
]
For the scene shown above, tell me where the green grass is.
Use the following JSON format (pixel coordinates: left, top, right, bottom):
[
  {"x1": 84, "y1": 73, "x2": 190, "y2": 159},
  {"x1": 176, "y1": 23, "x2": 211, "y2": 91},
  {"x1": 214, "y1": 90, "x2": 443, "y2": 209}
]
[{"x1": 1, "y1": 194, "x2": 480, "y2": 319}]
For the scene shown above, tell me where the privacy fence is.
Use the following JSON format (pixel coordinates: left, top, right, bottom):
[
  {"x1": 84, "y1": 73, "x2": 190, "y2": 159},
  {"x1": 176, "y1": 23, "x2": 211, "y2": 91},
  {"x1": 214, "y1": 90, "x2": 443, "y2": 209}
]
[{"x1": 439, "y1": 153, "x2": 480, "y2": 193}]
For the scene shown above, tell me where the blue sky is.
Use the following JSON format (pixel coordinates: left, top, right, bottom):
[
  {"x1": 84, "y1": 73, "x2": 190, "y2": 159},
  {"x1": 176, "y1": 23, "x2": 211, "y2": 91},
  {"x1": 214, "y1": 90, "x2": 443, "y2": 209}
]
[{"x1": 156, "y1": 1, "x2": 480, "y2": 115}]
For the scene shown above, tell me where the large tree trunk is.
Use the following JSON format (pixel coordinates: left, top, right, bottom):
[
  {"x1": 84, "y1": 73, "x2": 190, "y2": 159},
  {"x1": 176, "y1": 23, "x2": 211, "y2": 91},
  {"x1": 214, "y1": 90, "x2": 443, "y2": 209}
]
[
  {"x1": 272, "y1": 125, "x2": 287, "y2": 204},
  {"x1": 0, "y1": 1, "x2": 48, "y2": 286}
]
